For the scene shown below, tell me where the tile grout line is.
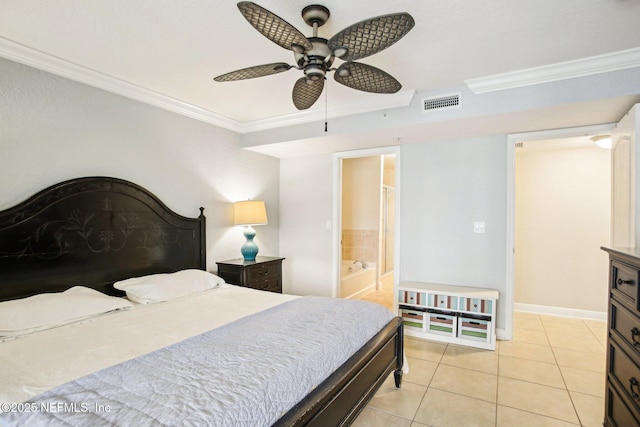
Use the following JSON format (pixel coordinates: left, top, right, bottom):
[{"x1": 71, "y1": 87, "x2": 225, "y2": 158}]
[
  {"x1": 364, "y1": 302, "x2": 604, "y2": 425},
  {"x1": 541, "y1": 316, "x2": 585, "y2": 427}
]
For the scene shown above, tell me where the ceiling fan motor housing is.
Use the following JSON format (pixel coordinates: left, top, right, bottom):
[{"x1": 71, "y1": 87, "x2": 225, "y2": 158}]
[{"x1": 295, "y1": 37, "x2": 334, "y2": 81}]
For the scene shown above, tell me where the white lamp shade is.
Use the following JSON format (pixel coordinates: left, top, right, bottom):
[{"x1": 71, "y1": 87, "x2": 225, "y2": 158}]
[{"x1": 233, "y1": 200, "x2": 268, "y2": 226}]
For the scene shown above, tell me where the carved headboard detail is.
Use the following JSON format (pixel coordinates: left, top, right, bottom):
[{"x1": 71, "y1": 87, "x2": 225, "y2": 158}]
[{"x1": 0, "y1": 177, "x2": 206, "y2": 301}]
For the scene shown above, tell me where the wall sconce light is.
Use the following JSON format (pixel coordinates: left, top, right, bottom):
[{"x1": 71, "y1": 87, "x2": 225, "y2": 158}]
[
  {"x1": 591, "y1": 135, "x2": 612, "y2": 149},
  {"x1": 233, "y1": 200, "x2": 268, "y2": 261}
]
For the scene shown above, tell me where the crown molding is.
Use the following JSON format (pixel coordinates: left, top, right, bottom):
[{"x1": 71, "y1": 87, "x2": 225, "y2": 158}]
[
  {"x1": 0, "y1": 36, "x2": 415, "y2": 134},
  {"x1": 0, "y1": 37, "x2": 244, "y2": 132},
  {"x1": 241, "y1": 90, "x2": 415, "y2": 133},
  {"x1": 465, "y1": 47, "x2": 640, "y2": 94}
]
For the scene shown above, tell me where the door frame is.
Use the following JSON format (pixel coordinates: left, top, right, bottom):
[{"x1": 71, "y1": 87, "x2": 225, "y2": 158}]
[
  {"x1": 332, "y1": 146, "x2": 401, "y2": 299},
  {"x1": 504, "y1": 123, "x2": 614, "y2": 339}
]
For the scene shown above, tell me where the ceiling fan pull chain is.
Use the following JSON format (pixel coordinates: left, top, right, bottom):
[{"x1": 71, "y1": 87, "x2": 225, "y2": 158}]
[{"x1": 325, "y1": 77, "x2": 328, "y2": 132}]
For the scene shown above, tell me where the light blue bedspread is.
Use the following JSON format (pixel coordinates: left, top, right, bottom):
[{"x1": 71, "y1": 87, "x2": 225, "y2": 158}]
[{"x1": 0, "y1": 296, "x2": 394, "y2": 426}]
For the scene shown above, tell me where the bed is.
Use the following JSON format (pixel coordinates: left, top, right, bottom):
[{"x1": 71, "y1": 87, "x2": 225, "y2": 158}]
[{"x1": 0, "y1": 176, "x2": 403, "y2": 426}]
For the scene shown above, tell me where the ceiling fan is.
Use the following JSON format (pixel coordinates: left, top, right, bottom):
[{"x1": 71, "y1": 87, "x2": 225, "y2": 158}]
[{"x1": 214, "y1": 2, "x2": 415, "y2": 110}]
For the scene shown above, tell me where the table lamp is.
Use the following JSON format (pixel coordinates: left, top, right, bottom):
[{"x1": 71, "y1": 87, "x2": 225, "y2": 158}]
[{"x1": 233, "y1": 200, "x2": 268, "y2": 261}]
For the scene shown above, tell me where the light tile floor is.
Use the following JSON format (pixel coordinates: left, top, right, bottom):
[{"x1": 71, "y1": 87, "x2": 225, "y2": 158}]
[
  {"x1": 358, "y1": 273, "x2": 395, "y2": 311},
  {"x1": 355, "y1": 289, "x2": 607, "y2": 426}
]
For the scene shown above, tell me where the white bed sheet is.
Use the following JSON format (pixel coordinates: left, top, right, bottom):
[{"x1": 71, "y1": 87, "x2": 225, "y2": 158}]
[{"x1": 0, "y1": 284, "x2": 298, "y2": 404}]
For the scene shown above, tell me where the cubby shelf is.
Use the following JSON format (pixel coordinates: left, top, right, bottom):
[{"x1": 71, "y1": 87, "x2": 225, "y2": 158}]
[{"x1": 397, "y1": 281, "x2": 499, "y2": 350}]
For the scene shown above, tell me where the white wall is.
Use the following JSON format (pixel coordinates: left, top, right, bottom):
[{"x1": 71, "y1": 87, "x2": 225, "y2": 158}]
[
  {"x1": 279, "y1": 154, "x2": 335, "y2": 296},
  {"x1": 0, "y1": 58, "x2": 280, "y2": 270},
  {"x1": 515, "y1": 144, "x2": 611, "y2": 312},
  {"x1": 610, "y1": 104, "x2": 639, "y2": 247}
]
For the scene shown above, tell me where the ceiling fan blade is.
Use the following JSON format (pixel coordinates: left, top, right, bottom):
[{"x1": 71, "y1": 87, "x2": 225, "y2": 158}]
[
  {"x1": 292, "y1": 77, "x2": 324, "y2": 110},
  {"x1": 214, "y1": 62, "x2": 292, "y2": 82},
  {"x1": 237, "y1": 2, "x2": 313, "y2": 52},
  {"x1": 328, "y1": 12, "x2": 414, "y2": 61},
  {"x1": 334, "y1": 62, "x2": 401, "y2": 94}
]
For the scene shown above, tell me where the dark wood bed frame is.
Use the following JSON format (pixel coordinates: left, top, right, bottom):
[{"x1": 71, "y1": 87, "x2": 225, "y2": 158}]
[{"x1": 0, "y1": 176, "x2": 403, "y2": 426}]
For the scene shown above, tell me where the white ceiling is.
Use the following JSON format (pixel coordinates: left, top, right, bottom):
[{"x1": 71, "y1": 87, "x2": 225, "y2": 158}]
[{"x1": 1, "y1": 0, "x2": 640, "y2": 156}]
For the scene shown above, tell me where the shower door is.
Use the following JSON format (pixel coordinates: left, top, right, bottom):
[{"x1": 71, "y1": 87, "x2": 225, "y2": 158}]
[{"x1": 382, "y1": 186, "x2": 395, "y2": 274}]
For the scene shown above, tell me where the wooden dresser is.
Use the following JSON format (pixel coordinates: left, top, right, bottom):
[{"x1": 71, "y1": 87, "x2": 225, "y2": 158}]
[
  {"x1": 602, "y1": 247, "x2": 640, "y2": 426},
  {"x1": 215, "y1": 256, "x2": 284, "y2": 293}
]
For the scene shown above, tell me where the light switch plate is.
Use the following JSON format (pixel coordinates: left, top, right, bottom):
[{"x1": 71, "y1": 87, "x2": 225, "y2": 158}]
[{"x1": 473, "y1": 221, "x2": 486, "y2": 234}]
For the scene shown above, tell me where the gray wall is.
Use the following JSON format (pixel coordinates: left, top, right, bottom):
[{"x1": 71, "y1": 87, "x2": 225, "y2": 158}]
[
  {"x1": 401, "y1": 137, "x2": 508, "y2": 327},
  {"x1": 400, "y1": 136, "x2": 507, "y2": 298},
  {"x1": 0, "y1": 57, "x2": 281, "y2": 269},
  {"x1": 279, "y1": 136, "x2": 509, "y2": 328}
]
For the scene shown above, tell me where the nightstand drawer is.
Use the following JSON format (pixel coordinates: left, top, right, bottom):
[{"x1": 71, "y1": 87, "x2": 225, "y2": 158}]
[
  {"x1": 250, "y1": 277, "x2": 281, "y2": 293},
  {"x1": 215, "y1": 257, "x2": 284, "y2": 294},
  {"x1": 246, "y1": 262, "x2": 281, "y2": 283}
]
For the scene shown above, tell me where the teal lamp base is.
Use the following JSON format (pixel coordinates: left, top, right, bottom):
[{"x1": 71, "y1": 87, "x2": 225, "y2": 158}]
[{"x1": 241, "y1": 225, "x2": 259, "y2": 261}]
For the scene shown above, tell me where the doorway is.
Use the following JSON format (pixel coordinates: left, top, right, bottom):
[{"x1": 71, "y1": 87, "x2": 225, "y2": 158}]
[
  {"x1": 505, "y1": 124, "x2": 614, "y2": 340},
  {"x1": 333, "y1": 147, "x2": 400, "y2": 311}
]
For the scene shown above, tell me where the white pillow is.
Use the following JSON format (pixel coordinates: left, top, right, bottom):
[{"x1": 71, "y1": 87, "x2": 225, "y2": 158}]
[
  {"x1": 0, "y1": 286, "x2": 133, "y2": 337},
  {"x1": 113, "y1": 269, "x2": 225, "y2": 304}
]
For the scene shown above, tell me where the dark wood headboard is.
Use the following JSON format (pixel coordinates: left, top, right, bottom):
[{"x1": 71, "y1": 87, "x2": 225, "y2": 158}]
[{"x1": 0, "y1": 177, "x2": 206, "y2": 301}]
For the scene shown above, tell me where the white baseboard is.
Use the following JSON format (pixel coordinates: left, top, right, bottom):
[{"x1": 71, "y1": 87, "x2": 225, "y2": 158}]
[
  {"x1": 514, "y1": 303, "x2": 607, "y2": 321},
  {"x1": 344, "y1": 284, "x2": 376, "y2": 300},
  {"x1": 496, "y1": 328, "x2": 508, "y2": 341}
]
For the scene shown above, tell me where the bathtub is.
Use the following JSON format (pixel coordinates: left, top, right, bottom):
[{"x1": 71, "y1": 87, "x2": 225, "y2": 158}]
[{"x1": 340, "y1": 260, "x2": 376, "y2": 299}]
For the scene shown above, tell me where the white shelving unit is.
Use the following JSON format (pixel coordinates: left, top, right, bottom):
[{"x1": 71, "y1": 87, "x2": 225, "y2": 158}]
[{"x1": 398, "y1": 281, "x2": 499, "y2": 350}]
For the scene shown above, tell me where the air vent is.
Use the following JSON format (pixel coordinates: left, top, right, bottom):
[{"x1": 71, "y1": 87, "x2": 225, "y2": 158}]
[{"x1": 422, "y1": 92, "x2": 461, "y2": 112}]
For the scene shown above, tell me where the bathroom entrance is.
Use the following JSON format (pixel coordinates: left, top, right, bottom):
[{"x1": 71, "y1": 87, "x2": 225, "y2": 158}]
[{"x1": 335, "y1": 148, "x2": 399, "y2": 312}]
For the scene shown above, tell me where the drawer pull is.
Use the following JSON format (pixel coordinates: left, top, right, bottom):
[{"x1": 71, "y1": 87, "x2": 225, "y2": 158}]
[
  {"x1": 632, "y1": 327, "x2": 640, "y2": 347},
  {"x1": 617, "y1": 278, "x2": 633, "y2": 286},
  {"x1": 259, "y1": 269, "x2": 269, "y2": 276},
  {"x1": 630, "y1": 377, "x2": 640, "y2": 401}
]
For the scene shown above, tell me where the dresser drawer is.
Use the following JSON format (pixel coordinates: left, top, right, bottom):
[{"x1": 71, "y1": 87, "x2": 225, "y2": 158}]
[
  {"x1": 606, "y1": 383, "x2": 640, "y2": 427},
  {"x1": 611, "y1": 300, "x2": 640, "y2": 357},
  {"x1": 245, "y1": 262, "x2": 281, "y2": 284},
  {"x1": 612, "y1": 261, "x2": 639, "y2": 308},
  {"x1": 608, "y1": 339, "x2": 640, "y2": 413}
]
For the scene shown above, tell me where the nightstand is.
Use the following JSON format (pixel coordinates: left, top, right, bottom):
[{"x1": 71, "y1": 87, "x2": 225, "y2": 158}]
[{"x1": 215, "y1": 256, "x2": 284, "y2": 293}]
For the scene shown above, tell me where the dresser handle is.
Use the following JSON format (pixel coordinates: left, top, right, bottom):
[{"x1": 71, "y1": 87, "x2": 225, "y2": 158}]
[
  {"x1": 630, "y1": 377, "x2": 640, "y2": 401},
  {"x1": 632, "y1": 328, "x2": 640, "y2": 347},
  {"x1": 617, "y1": 278, "x2": 633, "y2": 286},
  {"x1": 260, "y1": 269, "x2": 269, "y2": 276}
]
